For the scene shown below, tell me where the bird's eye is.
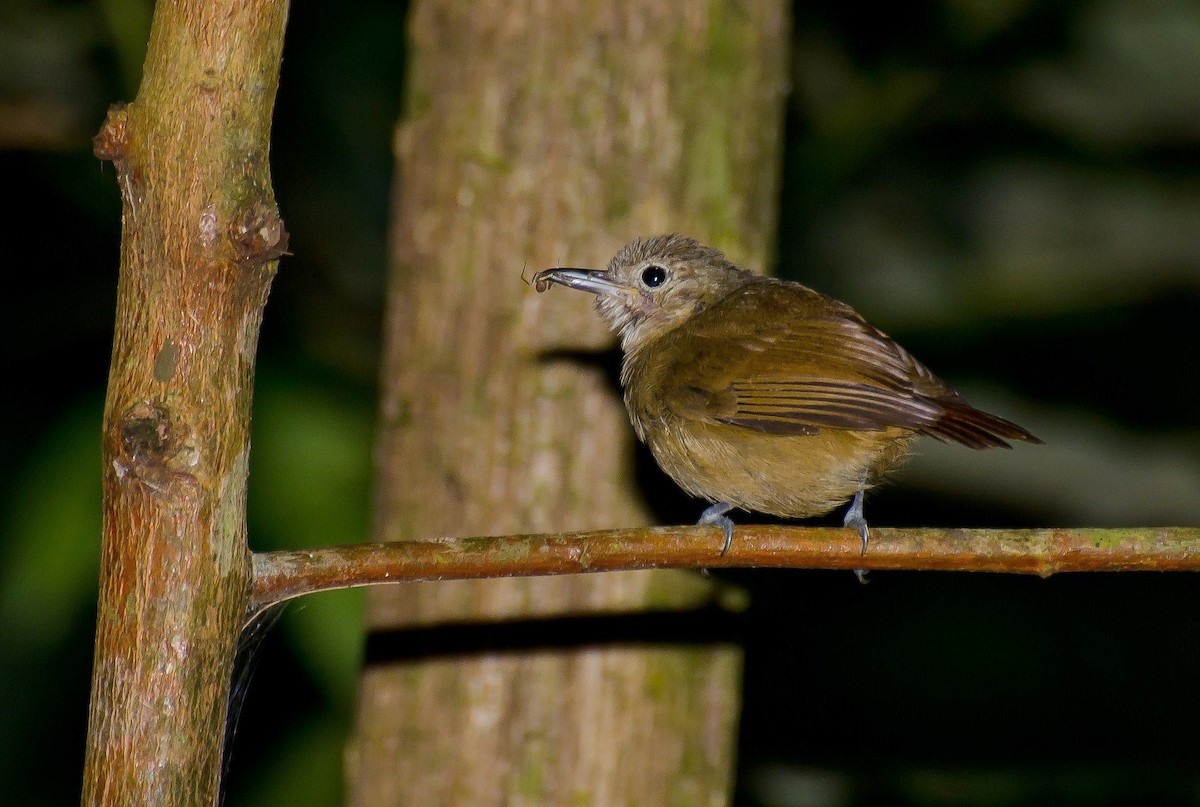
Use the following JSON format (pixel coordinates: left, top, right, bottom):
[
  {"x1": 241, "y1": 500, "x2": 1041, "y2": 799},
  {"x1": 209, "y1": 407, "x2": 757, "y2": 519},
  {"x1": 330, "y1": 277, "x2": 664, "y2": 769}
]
[{"x1": 641, "y1": 265, "x2": 667, "y2": 288}]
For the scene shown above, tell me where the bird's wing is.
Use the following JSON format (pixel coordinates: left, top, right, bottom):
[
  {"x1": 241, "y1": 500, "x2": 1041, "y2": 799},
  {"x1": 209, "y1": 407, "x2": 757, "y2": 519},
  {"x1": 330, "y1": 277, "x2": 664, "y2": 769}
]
[{"x1": 664, "y1": 306, "x2": 1035, "y2": 448}]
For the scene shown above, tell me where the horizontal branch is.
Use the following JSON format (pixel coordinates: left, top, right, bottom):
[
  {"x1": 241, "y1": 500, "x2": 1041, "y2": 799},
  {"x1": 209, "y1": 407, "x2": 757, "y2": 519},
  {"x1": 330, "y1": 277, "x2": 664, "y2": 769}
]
[{"x1": 248, "y1": 525, "x2": 1200, "y2": 621}]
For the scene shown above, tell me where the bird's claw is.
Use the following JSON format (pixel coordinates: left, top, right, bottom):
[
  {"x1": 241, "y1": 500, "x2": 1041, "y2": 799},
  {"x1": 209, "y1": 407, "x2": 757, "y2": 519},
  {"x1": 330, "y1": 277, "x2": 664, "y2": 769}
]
[
  {"x1": 698, "y1": 502, "x2": 736, "y2": 555},
  {"x1": 844, "y1": 489, "x2": 870, "y2": 583}
]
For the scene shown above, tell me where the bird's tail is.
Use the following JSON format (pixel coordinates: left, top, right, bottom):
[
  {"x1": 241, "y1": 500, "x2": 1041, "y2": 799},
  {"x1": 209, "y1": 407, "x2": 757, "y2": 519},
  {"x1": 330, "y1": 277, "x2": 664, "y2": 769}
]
[{"x1": 924, "y1": 396, "x2": 1043, "y2": 450}]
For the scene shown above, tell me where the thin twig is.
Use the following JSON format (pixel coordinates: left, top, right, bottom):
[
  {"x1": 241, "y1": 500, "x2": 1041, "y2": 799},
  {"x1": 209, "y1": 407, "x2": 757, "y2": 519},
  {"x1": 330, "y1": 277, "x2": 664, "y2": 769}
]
[{"x1": 249, "y1": 525, "x2": 1200, "y2": 621}]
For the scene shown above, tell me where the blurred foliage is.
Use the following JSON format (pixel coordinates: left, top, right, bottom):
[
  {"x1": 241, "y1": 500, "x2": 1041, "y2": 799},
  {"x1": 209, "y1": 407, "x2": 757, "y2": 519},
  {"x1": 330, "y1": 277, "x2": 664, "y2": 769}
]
[{"x1": 1, "y1": 0, "x2": 1198, "y2": 806}]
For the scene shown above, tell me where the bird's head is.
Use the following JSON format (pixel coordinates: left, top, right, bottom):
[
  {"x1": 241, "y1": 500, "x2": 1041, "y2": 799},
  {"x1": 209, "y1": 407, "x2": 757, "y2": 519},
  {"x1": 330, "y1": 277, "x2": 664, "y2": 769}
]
[{"x1": 534, "y1": 234, "x2": 745, "y2": 351}]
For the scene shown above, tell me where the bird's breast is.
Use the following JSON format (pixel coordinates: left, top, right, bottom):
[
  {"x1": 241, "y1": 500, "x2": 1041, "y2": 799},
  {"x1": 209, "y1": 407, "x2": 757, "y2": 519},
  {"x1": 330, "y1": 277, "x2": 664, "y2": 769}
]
[
  {"x1": 620, "y1": 329, "x2": 917, "y2": 518},
  {"x1": 632, "y1": 406, "x2": 915, "y2": 519}
]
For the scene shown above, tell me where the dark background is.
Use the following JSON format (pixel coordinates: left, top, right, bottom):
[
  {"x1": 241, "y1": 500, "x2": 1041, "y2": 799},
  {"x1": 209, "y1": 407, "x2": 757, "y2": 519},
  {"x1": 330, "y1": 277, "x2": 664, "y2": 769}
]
[{"x1": 2, "y1": 1, "x2": 1198, "y2": 805}]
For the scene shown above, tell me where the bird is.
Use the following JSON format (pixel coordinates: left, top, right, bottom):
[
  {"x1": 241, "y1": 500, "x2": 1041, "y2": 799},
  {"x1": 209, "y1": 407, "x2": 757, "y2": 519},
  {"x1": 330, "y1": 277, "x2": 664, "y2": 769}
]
[{"x1": 532, "y1": 234, "x2": 1041, "y2": 561}]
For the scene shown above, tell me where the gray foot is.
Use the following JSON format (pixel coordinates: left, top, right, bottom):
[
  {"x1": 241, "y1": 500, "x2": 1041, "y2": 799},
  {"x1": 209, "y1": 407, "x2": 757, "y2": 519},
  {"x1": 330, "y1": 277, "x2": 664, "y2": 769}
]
[
  {"x1": 698, "y1": 502, "x2": 736, "y2": 555},
  {"x1": 843, "y1": 488, "x2": 869, "y2": 583}
]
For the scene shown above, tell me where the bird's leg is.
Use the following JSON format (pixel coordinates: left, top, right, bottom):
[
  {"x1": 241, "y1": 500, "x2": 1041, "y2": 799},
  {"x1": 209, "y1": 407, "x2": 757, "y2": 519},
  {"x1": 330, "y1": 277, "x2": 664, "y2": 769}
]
[
  {"x1": 699, "y1": 501, "x2": 736, "y2": 555},
  {"x1": 843, "y1": 488, "x2": 869, "y2": 553},
  {"x1": 843, "y1": 487, "x2": 870, "y2": 583}
]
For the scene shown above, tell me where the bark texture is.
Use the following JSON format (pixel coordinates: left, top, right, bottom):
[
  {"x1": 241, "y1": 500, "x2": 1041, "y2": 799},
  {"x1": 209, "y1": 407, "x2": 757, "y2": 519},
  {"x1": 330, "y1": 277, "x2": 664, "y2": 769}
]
[
  {"x1": 82, "y1": 2, "x2": 289, "y2": 805},
  {"x1": 352, "y1": 2, "x2": 788, "y2": 804},
  {"x1": 252, "y1": 525, "x2": 1200, "y2": 614}
]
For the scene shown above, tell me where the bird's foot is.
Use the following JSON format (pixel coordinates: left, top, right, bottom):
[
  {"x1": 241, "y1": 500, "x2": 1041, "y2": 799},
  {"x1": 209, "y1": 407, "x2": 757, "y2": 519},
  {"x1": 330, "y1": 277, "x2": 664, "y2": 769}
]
[
  {"x1": 699, "y1": 502, "x2": 736, "y2": 555},
  {"x1": 843, "y1": 489, "x2": 869, "y2": 584}
]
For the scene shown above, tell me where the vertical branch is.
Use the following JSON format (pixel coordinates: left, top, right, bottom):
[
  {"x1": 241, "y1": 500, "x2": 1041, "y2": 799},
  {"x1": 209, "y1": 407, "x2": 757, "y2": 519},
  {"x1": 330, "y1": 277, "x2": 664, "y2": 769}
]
[
  {"x1": 352, "y1": 1, "x2": 788, "y2": 804},
  {"x1": 83, "y1": 2, "x2": 289, "y2": 805}
]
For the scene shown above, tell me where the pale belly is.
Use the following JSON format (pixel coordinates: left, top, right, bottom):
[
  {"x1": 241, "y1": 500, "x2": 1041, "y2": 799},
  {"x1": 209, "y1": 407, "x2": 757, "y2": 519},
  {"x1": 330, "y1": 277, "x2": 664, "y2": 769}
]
[{"x1": 642, "y1": 418, "x2": 916, "y2": 519}]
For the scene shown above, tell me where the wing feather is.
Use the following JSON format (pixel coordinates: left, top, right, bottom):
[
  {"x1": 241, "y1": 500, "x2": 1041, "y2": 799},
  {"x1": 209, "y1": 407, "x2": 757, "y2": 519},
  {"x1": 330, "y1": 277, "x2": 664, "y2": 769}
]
[{"x1": 657, "y1": 282, "x2": 1040, "y2": 448}]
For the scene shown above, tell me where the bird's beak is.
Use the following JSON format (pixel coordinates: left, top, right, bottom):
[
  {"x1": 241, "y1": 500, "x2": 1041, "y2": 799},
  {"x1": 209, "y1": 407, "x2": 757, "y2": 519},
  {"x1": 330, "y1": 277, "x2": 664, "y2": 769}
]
[{"x1": 532, "y1": 268, "x2": 624, "y2": 296}]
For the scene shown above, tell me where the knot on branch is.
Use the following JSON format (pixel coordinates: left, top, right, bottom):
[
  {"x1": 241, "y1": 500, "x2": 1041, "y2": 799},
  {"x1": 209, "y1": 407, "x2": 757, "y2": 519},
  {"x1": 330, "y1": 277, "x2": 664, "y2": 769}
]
[
  {"x1": 114, "y1": 400, "x2": 199, "y2": 495},
  {"x1": 122, "y1": 402, "x2": 176, "y2": 459},
  {"x1": 93, "y1": 102, "x2": 143, "y2": 209},
  {"x1": 92, "y1": 103, "x2": 128, "y2": 163},
  {"x1": 231, "y1": 202, "x2": 289, "y2": 265}
]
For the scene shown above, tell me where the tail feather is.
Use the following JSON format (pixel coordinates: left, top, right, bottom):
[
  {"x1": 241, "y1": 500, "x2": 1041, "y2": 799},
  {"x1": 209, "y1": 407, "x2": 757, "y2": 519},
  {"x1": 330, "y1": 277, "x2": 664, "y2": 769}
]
[{"x1": 922, "y1": 396, "x2": 1042, "y2": 450}]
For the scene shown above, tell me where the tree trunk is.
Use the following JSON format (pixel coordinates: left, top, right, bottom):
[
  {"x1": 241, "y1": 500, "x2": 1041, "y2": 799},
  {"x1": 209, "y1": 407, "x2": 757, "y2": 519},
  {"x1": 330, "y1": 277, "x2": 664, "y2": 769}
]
[
  {"x1": 82, "y1": 2, "x2": 289, "y2": 804},
  {"x1": 351, "y1": 2, "x2": 788, "y2": 804}
]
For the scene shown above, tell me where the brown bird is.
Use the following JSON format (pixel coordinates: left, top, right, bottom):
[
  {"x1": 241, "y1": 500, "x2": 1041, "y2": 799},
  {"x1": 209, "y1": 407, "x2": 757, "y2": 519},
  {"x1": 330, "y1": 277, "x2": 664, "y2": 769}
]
[{"x1": 533, "y1": 234, "x2": 1041, "y2": 558}]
